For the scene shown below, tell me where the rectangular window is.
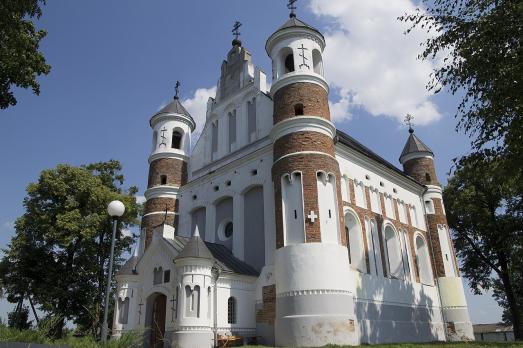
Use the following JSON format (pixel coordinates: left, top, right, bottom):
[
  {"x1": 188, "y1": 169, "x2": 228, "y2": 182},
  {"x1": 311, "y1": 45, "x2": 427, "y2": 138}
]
[
  {"x1": 164, "y1": 270, "x2": 171, "y2": 283},
  {"x1": 425, "y1": 200, "x2": 434, "y2": 214}
]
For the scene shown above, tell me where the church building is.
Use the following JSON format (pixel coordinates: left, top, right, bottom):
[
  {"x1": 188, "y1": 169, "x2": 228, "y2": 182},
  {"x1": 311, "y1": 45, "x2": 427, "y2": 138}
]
[{"x1": 112, "y1": 6, "x2": 474, "y2": 347}]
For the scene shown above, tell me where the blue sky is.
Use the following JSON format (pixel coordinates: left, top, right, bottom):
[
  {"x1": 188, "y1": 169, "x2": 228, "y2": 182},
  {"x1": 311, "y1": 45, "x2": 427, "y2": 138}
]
[{"x1": 0, "y1": 0, "x2": 501, "y2": 324}]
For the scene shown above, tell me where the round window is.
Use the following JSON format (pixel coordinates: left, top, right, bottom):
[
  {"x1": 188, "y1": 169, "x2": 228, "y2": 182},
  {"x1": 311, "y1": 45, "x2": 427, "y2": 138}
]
[{"x1": 224, "y1": 222, "x2": 233, "y2": 239}]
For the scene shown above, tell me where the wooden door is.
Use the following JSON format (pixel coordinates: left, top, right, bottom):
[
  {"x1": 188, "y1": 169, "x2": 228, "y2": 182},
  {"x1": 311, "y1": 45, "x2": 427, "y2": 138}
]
[{"x1": 150, "y1": 294, "x2": 166, "y2": 348}]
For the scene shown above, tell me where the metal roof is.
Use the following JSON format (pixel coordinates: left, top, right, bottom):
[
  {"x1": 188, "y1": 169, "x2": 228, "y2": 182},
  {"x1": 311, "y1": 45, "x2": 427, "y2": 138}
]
[
  {"x1": 400, "y1": 132, "x2": 434, "y2": 160},
  {"x1": 116, "y1": 256, "x2": 138, "y2": 276},
  {"x1": 156, "y1": 98, "x2": 192, "y2": 118},
  {"x1": 336, "y1": 129, "x2": 423, "y2": 187},
  {"x1": 175, "y1": 230, "x2": 214, "y2": 260}
]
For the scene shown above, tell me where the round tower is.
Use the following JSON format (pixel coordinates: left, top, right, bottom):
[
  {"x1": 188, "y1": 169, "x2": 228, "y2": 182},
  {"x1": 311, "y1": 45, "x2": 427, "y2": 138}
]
[
  {"x1": 141, "y1": 85, "x2": 195, "y2": 249},
  {"x1": 173, "y1": 226, "x2": 214, "y2": 348},
  {"x1": 267, "y1": 13, "x2": 358, "y2": 347},
  {"x1": 400, "y1": 127, "x2": 474, "y2": 341}
]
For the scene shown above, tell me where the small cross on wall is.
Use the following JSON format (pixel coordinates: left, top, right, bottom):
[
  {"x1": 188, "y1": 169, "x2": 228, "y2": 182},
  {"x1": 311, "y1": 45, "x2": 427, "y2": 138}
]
[{"x1": 307, "y1": 210, "x2": 318, "y2": 223}]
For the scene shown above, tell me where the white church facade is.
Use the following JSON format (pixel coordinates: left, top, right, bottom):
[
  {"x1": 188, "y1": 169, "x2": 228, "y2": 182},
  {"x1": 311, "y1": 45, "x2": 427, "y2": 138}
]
[{"x1": 112, "y1": 10, "x2": 474, "y2": 348}]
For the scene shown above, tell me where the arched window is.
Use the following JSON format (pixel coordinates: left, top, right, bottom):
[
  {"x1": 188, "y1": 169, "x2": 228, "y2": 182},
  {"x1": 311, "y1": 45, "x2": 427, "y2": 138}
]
[
  {"x1": 285, "y1": 53, "x2": 295, "y2": 73},
  {"x1": 193, "y1": 285, "x2": 200, "y2": 318},
  {"x1": 118, "y1": 297, "x2": 129, "y2": 324},
  {"x1": 312, "y1": 49, "x2": 323, "y2": 75},
  {"x1": 294, "y1": 103, "x2": 304, "y2": 116},
  {"x1": 152, "y1": 131, "x2": 158, "y2": 151},
  {"x1": 346, "y1": 211, "x2": 365, "y2": 272},
  {"x1": 384, "y1": 225, "x2": 404, "y2": 279},
  {"x1": 153, "y1": 267, "x2": 163, "y2": 285},
  {"x1": 425, "y1": 173, "x2": 431, "y2": 182},
  {"x1": 171, "y1": 130, "x2": 182, "y2": 149},
  {"x1": 227, "y1": 297, "x2": 237, "y2": 324},
  {"x1": 415, "y1": 235, "x2": 433, "y2": 285}
]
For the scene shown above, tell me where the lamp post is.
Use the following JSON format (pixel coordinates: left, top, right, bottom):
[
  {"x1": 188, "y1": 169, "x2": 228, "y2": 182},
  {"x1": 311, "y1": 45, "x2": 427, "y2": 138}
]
[
  {"x1": 101, "y1": 200, "x2": 125, "y2": 343},
  {"x1": 211, "y1": 264, "x2": 221, "y2": 348}
]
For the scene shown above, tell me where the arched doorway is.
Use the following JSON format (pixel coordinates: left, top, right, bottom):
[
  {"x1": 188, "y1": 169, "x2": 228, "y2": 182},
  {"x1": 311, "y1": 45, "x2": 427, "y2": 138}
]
[{"x1": 146, "y1": 293, "x2": 167, "y2": 348}]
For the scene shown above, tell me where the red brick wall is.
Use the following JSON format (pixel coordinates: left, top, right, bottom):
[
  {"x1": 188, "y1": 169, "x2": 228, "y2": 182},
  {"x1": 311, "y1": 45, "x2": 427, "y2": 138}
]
[
  {"x1": 147, "y1": 158, "x2": 188, "y2": 188},
  {"x1": 256, "y1": 285, "x2": 275, "y2": 325},
  {"x1": 274, "y1": 131, "x2": 335, "y2": 159},
  {"x1": 403, "y1": 157, "x2": 439, "y2": 186},
  {"x1": 273, "y1": 83, "x2": 330, "y2": 124}
]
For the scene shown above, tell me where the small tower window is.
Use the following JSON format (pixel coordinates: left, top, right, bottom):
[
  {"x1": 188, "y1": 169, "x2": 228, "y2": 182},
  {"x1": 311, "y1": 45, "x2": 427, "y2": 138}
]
[
  {"x1": 294, "y1": 103, "x2": 304, "y2": 116},
  {"x1": 425, "y1": 173, "x2": 431, "y2": 182},
  {"x1": 160, "y1": 175, "x2": 167, "y2": 185},
  {"x1": 312, "y1": 49, "x2": 323, "y2": 75},
  {"x1": 285, "y1": 53, "x2": 295, "y2": 73},
  {"x1": 227, "y1": 297, "x2": 237, "y2": 324},
  {"x1": 171, "y1": 130, "x2": 182, "y2": 149}
]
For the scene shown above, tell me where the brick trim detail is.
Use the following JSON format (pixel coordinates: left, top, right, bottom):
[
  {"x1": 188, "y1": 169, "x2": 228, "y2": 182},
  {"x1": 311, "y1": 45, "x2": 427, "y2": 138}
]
[
  {"x1": 272, "y1": 153, "x2": 346, "y2": 249},
  {"x1": 256, "y1": 285, "x2": 275, "y2": 325},
  {"x1": 273, "y1": 83, "x2": 330, "y2": 124}
]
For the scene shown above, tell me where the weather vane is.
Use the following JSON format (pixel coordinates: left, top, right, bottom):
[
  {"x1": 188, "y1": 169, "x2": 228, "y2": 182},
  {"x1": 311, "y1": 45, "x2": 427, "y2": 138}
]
[
  {"x1": 404, "y1": 114, "x2": 415, "y2": 133},
  {"x1": 287, "y1": 0, "x2": 298, "y2": 18},
  {"x1": 232, "y1": 21, "x2": 242, "y2": 40},
  {"x1": 174, "y1": 81, "x2": 180, "y2": 99}
]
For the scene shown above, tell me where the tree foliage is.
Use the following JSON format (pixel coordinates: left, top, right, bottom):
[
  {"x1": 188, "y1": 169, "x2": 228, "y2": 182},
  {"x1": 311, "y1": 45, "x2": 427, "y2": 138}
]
[
  {"x1": 0, "y1": 0, "x2": 51, "y2": 109},
  {"x1": 444, "y1": 152, "x2": 523, "y2": 339},
  {"x1": 0, "y1": 160, "x2": 139, "y2": 338},
  {"x1": 8, "y1": 306, "x2": 32, "y2": 331},
  {"x1": 399, "y1": 0, "x2": 523, "y2": 155}
]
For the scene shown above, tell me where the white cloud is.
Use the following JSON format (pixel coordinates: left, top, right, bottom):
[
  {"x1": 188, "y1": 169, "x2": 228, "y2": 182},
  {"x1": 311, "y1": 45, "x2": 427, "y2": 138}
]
[
  {"x1": 121, "y1": 228, "x2": 134, "y2": 238},
  {"x1": 309, "y1": 0, "x2": 441, "y2": 126},
  {"x1": 135, "y1": 195, "x2": 146, "y2": 204},
  {"x1": 182, "y1": 87, "x2": 217, "y2": 139}
]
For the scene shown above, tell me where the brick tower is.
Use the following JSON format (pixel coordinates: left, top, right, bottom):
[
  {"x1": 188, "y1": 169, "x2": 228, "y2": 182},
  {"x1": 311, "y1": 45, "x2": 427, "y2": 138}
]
[
  {"x1": 400, "y1": 127, "x2": 474, "y2": 341},
  {"x1": 267, "y1": 11, "x2": 359, "y2": 347},
  {"x1": 141, "y1": 85, "x2": 195, "y2": 249}
]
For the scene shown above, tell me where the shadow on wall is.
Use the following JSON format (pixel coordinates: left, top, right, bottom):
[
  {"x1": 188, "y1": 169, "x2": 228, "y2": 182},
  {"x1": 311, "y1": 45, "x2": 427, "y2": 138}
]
[{"x1": 355, "y1": 272, "x2": 442, "y2": 344}]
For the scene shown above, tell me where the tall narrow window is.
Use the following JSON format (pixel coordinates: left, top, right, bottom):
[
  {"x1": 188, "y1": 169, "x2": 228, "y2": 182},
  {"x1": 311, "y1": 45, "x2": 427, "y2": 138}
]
[
  {"x1": 211, "y1": 121, "x2": 218, "y2": 157},
  {"x1": 152, "y1": 131, "x2": 158, "y2": 151},
  {"x1": 415, "y1": 235, "x2": 433, "y2": 285},
  {"x1": 346, "y1": 212, "x2": 365, "y2": 272},
  {"x1": 355, "y1": 181, "x2": 366, "y2": 208},
  {"x1": 384, "y1": 195, "x2": 395, "y2": 219},
  {"x1": 282, "y1": 173, "x2": 305, "y2": 245},
  {"x1": 294, "y1": 103, "x2": 304, "y2": 116},
  {"x1": 207, "y1": 287, "x2": 212, "y2": 319},
  {"x1": 171, "y1": 130, "x2": 182, "y2": 149},
  {"x1": 160, "y1": 175, "x2": 167, "y2": 185},
  {"x1": 409, "y1": 205, "x2": 419, "y2": 228},
  {"x1": 425, "y1": 173, "x2": 431, "y2": 182},
  {"x1": 384, "y1": 225, "x2": 404, "y2": 279},
  {"x1": 118, "y1": 297, "x2": 129, "y2": 324},
  {"x1": 312, "y1": 49, "x2": 323, "y2": 75},
  {"x1": 153, "y1": 267, "x2": 163, "y2": 285},
  {"x1": 370, "y1": 188, "x2": 381, "y2": 214},
  {"x1": 193, "y1": 285, "x2": 200, "y2": 318},
  {"x1": 228, "y1": 111, "x2": 236, "y2": 153},
  {"x1": 285, "y1": 53, "x2": 295, "y2": 73},
  {"x1": 227, "y1": 297, "x2": 237, "y2": 324},
  {"x1": 247, "y1": 98, "x2": 257, "y2": 142},
  {"x1": 317, "y1": 172, "x2": 339, "y2": 244},
  {"x1": 398, "y1": 201, "x2": 407, "y2": 223},
  {"x1": 341, "y1": 176, "x2": 349, "y2": 203}
]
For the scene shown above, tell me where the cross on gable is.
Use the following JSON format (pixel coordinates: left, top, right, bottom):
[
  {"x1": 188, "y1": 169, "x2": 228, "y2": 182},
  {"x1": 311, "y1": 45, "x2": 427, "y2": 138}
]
[
  {"x1": 307, "y1": 210, "x2": 318, "y2": 223},
  {"x1": 232, "y1": 21, "x2": 242, "y2": 40},
  {"x1": 287, "y1": 0, "x2": 298, "y2": 18}
]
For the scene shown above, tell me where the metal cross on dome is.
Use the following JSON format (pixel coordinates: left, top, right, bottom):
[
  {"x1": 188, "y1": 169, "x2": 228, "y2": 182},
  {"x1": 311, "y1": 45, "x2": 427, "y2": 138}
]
[
  {"x1": 287, "y1": 0, "x2": 298, "y2": 18},
  {"x1": 232, "y1": 21, "x2": 242, "y2": 40},
  {"x1": 174, "y1": 81, "x2": 180, "y2": 99},
  {"x1": 404, "y1": 114, "x2": 414, "y2": 132}
]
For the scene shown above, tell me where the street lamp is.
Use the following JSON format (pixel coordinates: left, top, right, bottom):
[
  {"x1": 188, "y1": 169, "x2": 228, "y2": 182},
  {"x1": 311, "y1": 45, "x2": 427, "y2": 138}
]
[{"x1": 101, "y1": 200, "x2": 125, "y2": 343}]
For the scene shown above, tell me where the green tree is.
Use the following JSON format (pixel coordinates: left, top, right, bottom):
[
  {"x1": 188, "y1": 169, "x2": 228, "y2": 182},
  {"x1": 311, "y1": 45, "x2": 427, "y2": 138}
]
[
  {"x1": 0, "y1": 160, "x2": 139, "y2": 338},
  {"x1": 444, "y1": 152, "x2": 523, "y2": 339},
  {"x1": 399, "y1": 0, "x2": 523, "y2": 156},
  {"x1": 7, "y1": 305, "x2": 32, "y2": 331},
  {"x1": 0, "y1": 0, "x2": 51, "y2": 109}
]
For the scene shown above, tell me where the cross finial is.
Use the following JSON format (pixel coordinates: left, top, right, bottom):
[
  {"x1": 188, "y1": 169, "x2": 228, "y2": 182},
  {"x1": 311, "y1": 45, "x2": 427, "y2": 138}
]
[
  {"x1": 232, "y1": 21, "x2": 242, "y2": 40},
  {"x1": 287, "y1": 0, "x2": 298, "y2": 18},
  {"x1": 404, "y1": 114, "x2": 415, "y2": 133},
  {"x1": 174, "y1": 81, "x2": 180, "y2": 99}
]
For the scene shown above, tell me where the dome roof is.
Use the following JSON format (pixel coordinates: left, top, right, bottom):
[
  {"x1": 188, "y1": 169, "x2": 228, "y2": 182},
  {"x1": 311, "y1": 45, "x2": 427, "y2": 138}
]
[
  {"x1": 151, "y1": 97, "x2": 196, "y2": 131},
  {"x1": 399, "y1": 132, "x2": 434, "y2": 163},
  {"x1": 266, "y1": 16, "x2": 325, "y2": 54}
]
